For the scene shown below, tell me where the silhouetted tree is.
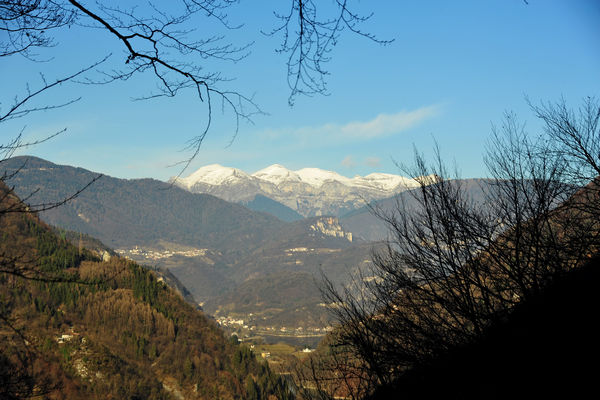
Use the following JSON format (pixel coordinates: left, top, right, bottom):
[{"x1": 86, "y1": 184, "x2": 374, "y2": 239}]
[
  {"x1": 301, "y1": 97, "x2": 600, "y2": 399},
  {"x1": 266, "y1": 0, "x2": 393, "y2": 105}
]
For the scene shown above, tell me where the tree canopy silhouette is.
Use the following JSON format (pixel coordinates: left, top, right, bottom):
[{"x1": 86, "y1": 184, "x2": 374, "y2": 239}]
[{"x1": 293, "y1": 97, "x2": 600, "y2": 399}]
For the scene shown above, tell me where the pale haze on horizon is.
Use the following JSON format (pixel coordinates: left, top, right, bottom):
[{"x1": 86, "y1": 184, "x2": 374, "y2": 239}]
[{"x1": 4, "y1": 0, "x2": 599, "y2": 181}]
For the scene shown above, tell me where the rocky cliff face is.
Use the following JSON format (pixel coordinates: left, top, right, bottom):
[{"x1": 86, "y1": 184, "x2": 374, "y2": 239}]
[
  {"x1": 171, "y1": 164, "x2": 423, "y2": 217},
  {"x1": 310, "y1": 217, "x2": 353, "y2": 242}
]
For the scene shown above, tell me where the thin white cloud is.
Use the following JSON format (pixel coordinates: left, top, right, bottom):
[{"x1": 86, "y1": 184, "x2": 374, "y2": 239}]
[
  {"x1": 260, "y1": 104, "x2": 441, "y2": 146},
  {"x1": 337, "y1": 105, "x2": 440, "y2": 139}
]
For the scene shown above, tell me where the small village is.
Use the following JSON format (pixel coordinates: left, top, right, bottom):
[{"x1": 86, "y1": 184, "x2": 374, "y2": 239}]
[
  {"x1": 115, "y1": 246, "x2": 209, "y2": 261},
  {"x1": 216, "y1": 315, "x2": 333, "y2": 334},
  {"x1": 215, "y1": 315, "x2": 328, "y2": 365}
]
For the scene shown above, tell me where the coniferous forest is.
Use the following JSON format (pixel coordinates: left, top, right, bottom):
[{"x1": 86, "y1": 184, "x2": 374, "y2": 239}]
[{"x1": 0, "y1": 182, "x2": 292, "y2": 399}]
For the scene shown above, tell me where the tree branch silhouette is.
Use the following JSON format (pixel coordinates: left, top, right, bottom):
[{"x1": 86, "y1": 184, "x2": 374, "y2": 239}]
[{"x1": 305, "y1": 98, "x2": 600, "y2": 398}]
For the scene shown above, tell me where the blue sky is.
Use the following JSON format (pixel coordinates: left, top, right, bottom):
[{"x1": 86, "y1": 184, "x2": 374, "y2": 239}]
[{"x1": 3, "y1": 0, "x2": 599, "y2": 180}]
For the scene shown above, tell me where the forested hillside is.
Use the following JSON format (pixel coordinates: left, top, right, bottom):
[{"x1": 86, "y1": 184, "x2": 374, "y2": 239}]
[
  {"x1": 2, "y1": 156, "x2": 284, "y2": 252},
  {"x1": 0, "y1": 182, "x2": 291, "y2": 399},
  {"x1": 2, "y1": 156, "x2": 376, "y2": 332}
]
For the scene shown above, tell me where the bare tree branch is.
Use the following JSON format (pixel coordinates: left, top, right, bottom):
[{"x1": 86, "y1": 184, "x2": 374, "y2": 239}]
[
  {"x1": 309, "y1": 98, "x2": 600, "y2": 397},
  {"x1": 266, "y1": 0, "x2": 393, "y2": 105}
]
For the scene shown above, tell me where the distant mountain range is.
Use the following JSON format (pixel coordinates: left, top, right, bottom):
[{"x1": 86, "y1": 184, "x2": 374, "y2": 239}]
[
  {"x1": 1, "y1": 156, "x2": 285, "y2": 252},
  {"x1": 1, "y1": 156, "x2": 375, "y2": 332},
  {"x1": 7, "y1": 157, "x2": 491, "y2": 334},
  {"x1": 339, "y1": 178, "x2": 493, "y2": 241},
  {"x1": 170, "y1": 163, "x2": 424, "y2": 217}
]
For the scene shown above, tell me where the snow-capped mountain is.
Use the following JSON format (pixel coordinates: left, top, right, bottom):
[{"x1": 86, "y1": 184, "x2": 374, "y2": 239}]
[
  {"x1": 171, "y1": 164, "x2": 423, "y2": 217},
  {"x1": 252, "y1": 164, "x2": 302, "y2": 185},
  {"x1": 174, "y1": 164, "x2": 252, "y2": 187}
]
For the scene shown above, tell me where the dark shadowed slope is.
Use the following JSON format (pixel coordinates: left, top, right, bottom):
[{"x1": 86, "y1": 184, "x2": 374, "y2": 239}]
[
  {"x1": 371, "y1": 255, "x2": 600, "y2": 399},
  {"x1": 241, "y1": 194, "x2": 304, "y2": 222}
]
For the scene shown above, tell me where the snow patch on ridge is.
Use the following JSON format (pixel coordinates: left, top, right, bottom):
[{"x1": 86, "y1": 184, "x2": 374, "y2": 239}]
[
  {"x1": 174, "y1": 164, "x2": 251, "y2": 188},
  {"x1": 173, "y1": 163, "x2": 421, "y2": 191},
  {"x1": 295, "y1": 167, "x2": 353, "y2": 187},
  {"x1": 169, "y1": 164, "x2": 435, "y2": 217},
  {"x1": 353, "y1": 173, "x2": 420, "y2": 191},
  {"x1": 252, "y1": 164, "x2": 301, "y2": 185}
]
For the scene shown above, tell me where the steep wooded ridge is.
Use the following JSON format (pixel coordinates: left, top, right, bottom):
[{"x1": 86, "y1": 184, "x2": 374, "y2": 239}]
[
  {"x1": 2, "y1": 156, "x2": 285, "y2": 251},
  {"x1": 51, "y1": 226, "x2": 199, "y2": 306},
  {"x1": 1, "y1": 156, "x2": 375, "y2": 332},
  {"x1": 0, "y1": 182, "x2": 292, "y2": 399}
]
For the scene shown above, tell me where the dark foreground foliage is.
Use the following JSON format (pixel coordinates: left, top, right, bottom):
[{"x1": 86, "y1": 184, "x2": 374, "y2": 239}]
[
  {"x1": 292, "y1": 98, "x2": 600, "y2": 399},
  {"x1": 370, "y1": 254, "x2": 600, "y2": 399}
]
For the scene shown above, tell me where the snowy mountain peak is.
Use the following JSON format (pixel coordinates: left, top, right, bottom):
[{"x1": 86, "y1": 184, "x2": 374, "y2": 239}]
[
  {"x1": 356, "y1": 173, "x2": 420, "y2": 191},
  {"x1": 172, "y1": 163, "x2": 429, "y2": 217},
  {"x1": 173, "y1": 164, "x2": 251, "y2": 188},
  {"x1": 295, "y1": 167, "x2": 352, "y2": 187},
  {"x1": 252, "y1": 164, "x2": 301, "y2": 185}
]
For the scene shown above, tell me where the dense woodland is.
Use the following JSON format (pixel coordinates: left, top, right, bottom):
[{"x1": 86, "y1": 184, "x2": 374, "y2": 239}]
[{"x1": 0, "y1": 183, "x2": 292, "y2": 399}]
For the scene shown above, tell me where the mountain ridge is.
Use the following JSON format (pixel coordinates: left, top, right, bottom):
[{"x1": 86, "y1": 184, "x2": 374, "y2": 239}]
[
  {"x1": 1, "y1": 156, "x2": 372, "y2": 334},
  {"x1": 1, "y1": 156, "x2": 285, "y2": 253},
  {"x1": 171, "y1": 163, "x2": 425, "y2": 217}
]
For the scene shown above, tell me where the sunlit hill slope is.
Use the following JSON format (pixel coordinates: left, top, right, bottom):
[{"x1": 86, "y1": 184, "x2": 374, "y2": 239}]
[{"x1": 0, "y1": 182, "x2": 291, "y2": 399}]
